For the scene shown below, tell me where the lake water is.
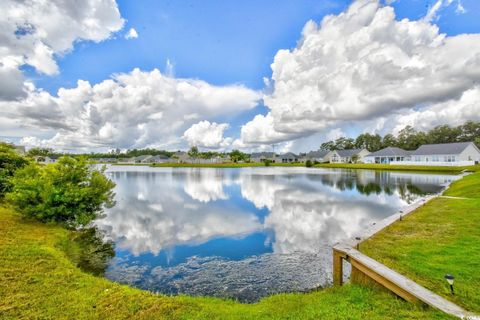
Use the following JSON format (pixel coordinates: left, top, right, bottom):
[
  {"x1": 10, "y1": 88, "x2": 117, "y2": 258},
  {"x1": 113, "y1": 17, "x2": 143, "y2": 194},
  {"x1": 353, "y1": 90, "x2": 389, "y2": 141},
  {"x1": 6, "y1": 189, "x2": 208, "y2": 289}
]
[{"x1": 95, "y1": 166, "x2": 459, "y2": 302}]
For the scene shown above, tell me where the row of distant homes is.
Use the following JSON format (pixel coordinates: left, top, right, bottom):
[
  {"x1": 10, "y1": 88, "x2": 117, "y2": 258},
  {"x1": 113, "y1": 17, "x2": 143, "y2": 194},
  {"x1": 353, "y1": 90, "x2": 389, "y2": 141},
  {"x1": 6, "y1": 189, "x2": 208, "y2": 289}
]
[
  {"x1": 96, "y1": 152, "x2": 231, "y2": 164},
  {"x1": 253, "y1": 142, "x2": 480, "y2": 166},
  {"x1": 29, "y1": 141, "x2": 480, "y2": 167}
]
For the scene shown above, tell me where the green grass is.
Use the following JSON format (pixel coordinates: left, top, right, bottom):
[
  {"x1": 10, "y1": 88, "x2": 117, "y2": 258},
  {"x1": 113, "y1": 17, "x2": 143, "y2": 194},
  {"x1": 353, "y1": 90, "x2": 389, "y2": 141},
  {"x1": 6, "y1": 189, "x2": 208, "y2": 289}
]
[
  {"x1": 150, "y1": 162, "x2": 307, "y2": 168},
  {"x1": 315, "y1": 163, "x2": 480, "y2": 173},
  {"x1": 0, "y1": 207, "x2": 452, "y2": 320},
  {"x1": 150, "y1": 162, "x2": 266, "y2": 168},
  {"x1": 360, "y1": 172, "x2": 480, "y2": 313}
]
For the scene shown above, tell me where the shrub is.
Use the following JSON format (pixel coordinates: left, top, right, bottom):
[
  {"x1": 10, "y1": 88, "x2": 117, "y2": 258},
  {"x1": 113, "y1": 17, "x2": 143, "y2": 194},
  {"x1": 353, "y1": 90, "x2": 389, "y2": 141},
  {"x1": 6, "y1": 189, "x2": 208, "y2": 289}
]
[
  {"x1": 0, "y1": 143, "x2": 29, "y2": 197},
  {"x1": 7, "y1": 157, "x2": 115, "y2": 227},
  {"x1": 264, "y1": 159, "x2": 272, "y2": 166},
  {"x1": 306, "y1": 160, "x2": 313, "y2": 167}
]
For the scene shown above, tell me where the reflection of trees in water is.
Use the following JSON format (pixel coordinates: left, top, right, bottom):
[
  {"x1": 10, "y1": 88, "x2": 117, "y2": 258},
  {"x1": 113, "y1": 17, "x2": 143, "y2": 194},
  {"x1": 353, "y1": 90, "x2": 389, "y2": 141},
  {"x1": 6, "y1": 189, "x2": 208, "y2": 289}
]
[
  {"x1": 70, "y1": 227, "x2": 115, "y2": 276},
  {"x1": 312, "y1": 170, "x2": 441, "y2": 203},
  {"x1": 356, "y1": 182, "x2": 382, "y2": 196}
]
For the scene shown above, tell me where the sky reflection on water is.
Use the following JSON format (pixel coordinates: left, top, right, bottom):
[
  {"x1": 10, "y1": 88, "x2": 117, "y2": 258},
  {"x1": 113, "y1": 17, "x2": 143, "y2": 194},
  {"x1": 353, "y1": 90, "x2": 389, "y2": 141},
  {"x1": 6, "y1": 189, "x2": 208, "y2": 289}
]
[{"x1": 95, "y1": 166, "x2": 458, "y2": 301}]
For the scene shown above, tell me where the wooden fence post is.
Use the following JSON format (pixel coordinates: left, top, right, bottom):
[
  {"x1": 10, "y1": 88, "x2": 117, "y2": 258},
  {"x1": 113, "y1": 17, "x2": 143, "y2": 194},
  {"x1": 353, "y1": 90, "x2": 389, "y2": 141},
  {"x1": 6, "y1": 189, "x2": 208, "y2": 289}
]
[{"x1": 333, "y1": 248, "x2": 345, "y2": 286}]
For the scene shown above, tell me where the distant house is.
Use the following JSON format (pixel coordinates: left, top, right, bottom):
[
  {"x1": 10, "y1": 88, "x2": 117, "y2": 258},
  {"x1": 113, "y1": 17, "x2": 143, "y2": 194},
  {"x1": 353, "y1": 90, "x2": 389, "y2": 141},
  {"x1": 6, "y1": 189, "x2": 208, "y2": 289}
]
[
  {"x1": 34, "y1": 156, "x2": 58, "y2": 164},
  {"x1": 14, "y1": 145, "x2": 26, "y2": 155},
  {"x1": 251, "y1": 152, "x2": 275, "y2": 163},
  {"x1": 275, "y1": 152, "x2": 299, "y2": 163},
  {"x1": 330, "y1": 149, "x2": 370, "y2": 163},
  {"x1": 143, "y1": 155, "x2": 171, "y2": 164},
  {"x1": 211, "y1": 155, "x2": 230, "y2": 163},
  {"x1": 191, "y1": 156, "x2": 230, "y2": 164},
  {"x1": 363, "y1": 147, "x2": 411, "y2": 164},
  {"x1": 172, "y1": 151, "x2": 191, "y2": 163},
  {"x1": 305, "y1": 150, "x2": 332, "y2": 163},
  {"x1": 133, "y1": 155, "x2": 152, "y2": 163},
  {"x1": 117, "y1": 157, "x2": 136, "y2": 164},
  {"x1": 94, "y1": 158, "x2": 118, "y2": 163},
  {"x1": 402, "y1": 142, "x2": 480, "y2": 166}
]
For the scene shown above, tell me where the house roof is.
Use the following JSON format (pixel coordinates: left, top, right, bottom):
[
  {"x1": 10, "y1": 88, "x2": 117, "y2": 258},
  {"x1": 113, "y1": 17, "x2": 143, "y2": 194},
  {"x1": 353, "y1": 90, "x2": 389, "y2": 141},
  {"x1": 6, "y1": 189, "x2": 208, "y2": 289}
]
[
  {"x1": 307, "y1": 150, "x2": 330, "y2": 158},
  {"x1": 251, "y1": 152, "x2": 275, "y2": 158},
  {"x1": 366, "y1": 147, "x2": 410, "y2": 157},
  {"x1": 135, "y1": 155, "x2": 152, "y2": 161},
  {"x1": 277, "y1": 152, "x2": 298, "y2": 159},
  {"x1": 411, "y1": 142, "x2": 476, "y2": 156},
  {"x1": 336, "y1": 149, "x2": 365, "y2": 157},
  {"x1": 150, "y1": 154, "x2": 170, "y2": 160}
]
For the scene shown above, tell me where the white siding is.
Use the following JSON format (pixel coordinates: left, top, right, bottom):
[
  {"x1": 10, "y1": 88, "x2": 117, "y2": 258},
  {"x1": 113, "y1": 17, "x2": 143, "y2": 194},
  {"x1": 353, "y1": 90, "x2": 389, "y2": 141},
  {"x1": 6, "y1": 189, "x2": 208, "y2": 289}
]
[
  {"x1": 459, "y1": 143, "x2": 480, "y2": 162},
  {"x1": 357, "y1": 149, "x2": 370, "y2": 162}
]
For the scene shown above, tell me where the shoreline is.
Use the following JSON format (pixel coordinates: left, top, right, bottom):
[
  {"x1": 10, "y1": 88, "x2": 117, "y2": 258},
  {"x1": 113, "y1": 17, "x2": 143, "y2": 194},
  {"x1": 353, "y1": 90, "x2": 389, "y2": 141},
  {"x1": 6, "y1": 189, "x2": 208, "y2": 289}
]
[
  {"x1": 334, "y1": 172, "x2": 479, "y2": 318},
  {"x1": 93, "y1": 161, "x2": 480, "y2": 174}
]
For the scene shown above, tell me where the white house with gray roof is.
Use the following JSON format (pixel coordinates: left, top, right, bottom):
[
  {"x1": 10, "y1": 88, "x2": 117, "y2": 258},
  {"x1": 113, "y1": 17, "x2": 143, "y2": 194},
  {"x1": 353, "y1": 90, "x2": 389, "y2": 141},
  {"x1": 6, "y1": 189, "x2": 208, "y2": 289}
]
[
  {"x1": 330, "y1": 149, "x2": 370, "y2": 163},
  {"x1": 305, "y1": 150, "x2": 332, "y2": 163},
  {"x1": 363, "y1": 147, "x2": 411, "y2": 164},
  {"x1": 392, "y1": 142, "x2": 480, "y2": 166},
  {"x1": 251, "y1": 152, "x2": 275, "y2": 163},
  {"x1": 275, "y1": 152, "x2": 299, "y2": 163}
]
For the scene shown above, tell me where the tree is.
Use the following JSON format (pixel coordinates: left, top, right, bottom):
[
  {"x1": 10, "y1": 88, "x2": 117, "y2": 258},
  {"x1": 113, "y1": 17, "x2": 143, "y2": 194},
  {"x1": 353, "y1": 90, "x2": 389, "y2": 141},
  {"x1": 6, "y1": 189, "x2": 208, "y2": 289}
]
[
  {"x1": 320, "y1": 141, "x2": 335, "y2": 151},
  {"x1": 382, "y1": 134, "x2": 397, "y2": 148},
  {"x1": 305, "y1": 159, "x2": 313, "y2": 167},
  {"x1": 7, "y1": 157, "x2": 115, "y2": 227},
  {"x1": 351, "y1": 154, "x2": 359, "y2": 163},
  {"x1": 26, "y1": 147, "x2": 53, "y2": 157},
  {"x1": 230, "y1": 149, "x2": 249, "y2": 163},
  {"x1": 355, "y1": 133, "x2": 382, "y2": 151},
  {"x1": 188, "y1": 146, "x2": 199, "y2": 159},
  {"x1": 426, "y1": 125, "x2": 460, "y2": 144},
  {"x1": 459, "y1": 121, "x2": 480, "y2": 142},
  {"x1": 333, "y1": 137, "x2": 355, "y2": 150},
  {"x1": 396, "y1": 126, "x2": 427, "y2": 150},
  {"x1": 0, "y1": 143, "x2": 29, "y2": 197}
]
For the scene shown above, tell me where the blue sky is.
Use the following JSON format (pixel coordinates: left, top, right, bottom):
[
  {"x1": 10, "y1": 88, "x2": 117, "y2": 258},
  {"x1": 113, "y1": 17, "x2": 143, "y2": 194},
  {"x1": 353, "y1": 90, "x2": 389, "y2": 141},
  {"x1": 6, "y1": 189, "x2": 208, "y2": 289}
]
[
  {"x1": 30, "y1": 0, "x2": 349, "y2": 93},
  {"x1": 30, "y1": 0, "x2": 480, "y2": 94},
  {"x1": 2, "y1": 0, "x2": 480, "y2": 152}
]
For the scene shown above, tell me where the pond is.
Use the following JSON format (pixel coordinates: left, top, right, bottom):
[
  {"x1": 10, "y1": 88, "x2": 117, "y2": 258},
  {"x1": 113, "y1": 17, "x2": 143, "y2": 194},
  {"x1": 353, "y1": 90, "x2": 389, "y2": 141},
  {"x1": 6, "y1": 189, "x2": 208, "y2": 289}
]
[{"x1": 95, "y1": 166, "x2": 459, "y2": 302}]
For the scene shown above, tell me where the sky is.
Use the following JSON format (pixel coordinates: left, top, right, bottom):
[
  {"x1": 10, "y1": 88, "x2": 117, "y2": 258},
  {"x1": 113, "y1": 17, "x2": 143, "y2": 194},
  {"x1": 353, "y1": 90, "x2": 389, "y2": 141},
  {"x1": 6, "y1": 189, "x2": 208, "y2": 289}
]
[{"x1": 1, "y1": 0, "x2": 480, "y2": 153}]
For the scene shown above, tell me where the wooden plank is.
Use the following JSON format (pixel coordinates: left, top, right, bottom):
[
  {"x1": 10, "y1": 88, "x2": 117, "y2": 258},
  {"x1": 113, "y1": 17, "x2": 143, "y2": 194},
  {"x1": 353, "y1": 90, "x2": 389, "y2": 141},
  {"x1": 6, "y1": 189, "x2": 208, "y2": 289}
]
[{"x1": 334, "y1": 245, "x2": 476, "y2": 319}]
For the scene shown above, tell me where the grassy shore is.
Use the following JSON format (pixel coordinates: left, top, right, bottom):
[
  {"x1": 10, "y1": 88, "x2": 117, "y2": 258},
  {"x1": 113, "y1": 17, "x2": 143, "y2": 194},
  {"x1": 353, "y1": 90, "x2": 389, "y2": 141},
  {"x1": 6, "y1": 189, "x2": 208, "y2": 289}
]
[
  {"x1": 360, "y1": 172, "x2": 480, "y2": 314},
  {"x1": 0, "y1": 207, "x2": 452, "y2": 319},
  {"x1": 113, "y1": 161, "x2": 480, "y2": 173},
  {"x1": 149, "y1": 162, "x2": 306, "y2": 168},
  {"x1": 150, "y1": 162, "x2": 265, "y2": 168},
  {"x1": 315, "y1": 163, "x2": 480, "y2": 173}
]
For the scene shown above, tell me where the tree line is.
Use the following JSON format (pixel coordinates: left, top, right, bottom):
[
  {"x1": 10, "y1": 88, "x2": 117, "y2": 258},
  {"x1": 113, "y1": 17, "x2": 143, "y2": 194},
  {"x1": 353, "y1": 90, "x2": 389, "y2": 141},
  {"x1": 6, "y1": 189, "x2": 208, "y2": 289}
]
[{"x1": 320, "y1": 121, "x2": 480, "y2": 152}]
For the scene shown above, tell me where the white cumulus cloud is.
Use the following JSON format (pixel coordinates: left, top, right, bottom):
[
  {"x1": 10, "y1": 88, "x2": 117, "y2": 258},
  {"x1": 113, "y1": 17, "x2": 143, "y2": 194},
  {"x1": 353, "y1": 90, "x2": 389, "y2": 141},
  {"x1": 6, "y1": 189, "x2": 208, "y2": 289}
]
[
  {"x1": 240, "y1": 0, "x2": 480, "y2": 147},
  {"x1": 183, "y1": 121, "x2": 232, "y2": 149},
  {"x1": 1, "y1": 68, "x2": 260, "y2": 151},
  {"x1": 0, "y1": 0, "x2": 124, "y2": 100}
]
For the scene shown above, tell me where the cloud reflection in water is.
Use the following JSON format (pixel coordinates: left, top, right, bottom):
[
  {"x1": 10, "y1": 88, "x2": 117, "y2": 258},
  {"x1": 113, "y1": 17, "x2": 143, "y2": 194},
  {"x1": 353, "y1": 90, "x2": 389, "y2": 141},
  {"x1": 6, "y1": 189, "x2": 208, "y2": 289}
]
[{"x1": 97, "y1": 166, "x2": 459, "y2": 301}]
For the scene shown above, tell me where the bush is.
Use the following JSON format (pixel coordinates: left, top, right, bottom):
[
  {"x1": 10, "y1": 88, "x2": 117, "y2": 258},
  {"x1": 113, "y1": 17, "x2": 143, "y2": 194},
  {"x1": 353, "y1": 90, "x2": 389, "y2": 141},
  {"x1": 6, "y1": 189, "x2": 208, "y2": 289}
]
[
  {"x1": 7, "y1": 157, "x2": 115, "y2": 227},
  {"x1": 0, "y1": 143, "x2": 29, "y2": 197},
  {"x1": 306, "y1": 160, "x2": 313, "y2": 167},
  {"x1": 264, "y1": 159, "x2": 272, "y2": 166}
]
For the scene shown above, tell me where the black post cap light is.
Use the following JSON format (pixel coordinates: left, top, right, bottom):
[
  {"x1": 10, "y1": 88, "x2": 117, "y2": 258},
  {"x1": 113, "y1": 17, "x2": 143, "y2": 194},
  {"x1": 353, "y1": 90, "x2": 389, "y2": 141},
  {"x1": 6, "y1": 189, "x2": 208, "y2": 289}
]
[{"x1": 444, "y1": 274, "x2": 455, "y2": 295}]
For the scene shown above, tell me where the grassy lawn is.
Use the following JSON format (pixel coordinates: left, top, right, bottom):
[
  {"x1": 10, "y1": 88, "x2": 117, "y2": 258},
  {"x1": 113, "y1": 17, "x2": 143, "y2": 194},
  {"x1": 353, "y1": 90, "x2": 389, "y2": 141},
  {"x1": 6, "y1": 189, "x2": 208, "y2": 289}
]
[
  {"x1": 150, "y1": 162, "x2": 266, "y2": 168},
  {"x1": 315, "y1": 163, "x2": 480, "y2": 173},
  {"x1": 150, "y1": 162, "x2": 307, "y2": 168},
  {"x1": 360, "y1": 172, "x2": 480, "y2": 314},
  {"x1": 0, "y1": 207, "x2": 452, "y2": 320}
]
